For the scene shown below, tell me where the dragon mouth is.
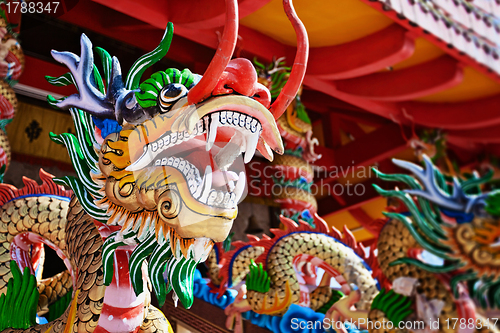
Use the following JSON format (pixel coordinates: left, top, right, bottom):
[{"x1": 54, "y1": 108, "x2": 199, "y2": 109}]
[{"x1": 126, "y1": 106, "x2": 269, "y2": 210}]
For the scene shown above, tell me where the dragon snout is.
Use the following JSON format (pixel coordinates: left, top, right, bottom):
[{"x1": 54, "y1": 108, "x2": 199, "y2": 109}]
[{"x1": 212, "y1": 58, "x2": 271, "y2": 108}]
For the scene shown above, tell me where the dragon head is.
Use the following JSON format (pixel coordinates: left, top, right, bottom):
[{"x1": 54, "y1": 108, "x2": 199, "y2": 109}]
[
  {"x1": 47, "y1": 0, "x2": 308, "y2": 309},
  {"x1": 374, "y1": 155, "x2": 500, "y2": 309}
]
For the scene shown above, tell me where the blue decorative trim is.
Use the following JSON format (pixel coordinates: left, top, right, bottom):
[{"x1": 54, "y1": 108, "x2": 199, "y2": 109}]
[
  {"x1": 6, "y1": 194, "x2": 71, "y2": 204},
  {"x1": 195, "y1": 269, "x2": 368, "y2": 333},
  {"x1": 440, "y1": 207, "x2": 474, "y2": 223}
]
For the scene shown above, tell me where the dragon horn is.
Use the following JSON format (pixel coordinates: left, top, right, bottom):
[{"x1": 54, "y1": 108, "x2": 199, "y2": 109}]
[
  {"x1": 269, "y1": 0, "x2": 309, "y2": 120},
  {"x1": 187, "y1": 0, "x2": 238, "y2": 105}
]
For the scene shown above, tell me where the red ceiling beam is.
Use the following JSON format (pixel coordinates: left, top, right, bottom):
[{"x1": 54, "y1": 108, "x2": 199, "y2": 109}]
[
  {"x1": 90, "y1": 0, "x2": 290, "y2": 63},
  {"x1": 340, "y1": 119, "x2": 366, "y2": 139},
  {"x1": 91, "y1": 0, "x2": 272, "y2": 30},
  {"x1": 313, "y1": 123, "x2": 411, "y2": 186},
  {"x1": 56, "y1": 0, "x2": 215, "y2": 68},
  {"x1": 322, "y1": 113, "x2": 342, "y2": 149},
  {"x1": 303, "y1": 76, "x2": 402, "y2": 121},
  {"x1": 401, "y1": 94, "x2": 500, "y2": 130},
  {"x1": 348, "y1": 208, "x2": 380, "y2": 235},
  {"x1": 19, "y1": 56, "x2": 76, "y2": 97},
  {"x1": 448, "y1": 125, "x2": 500, "y2": 143},
  {"x1": 307, "y1": 24, "x2": 414, "y2": 80},
  {"x1": 316, "y1": 159, "x2": 404, "y2": 217},
  {"x1": 316, "y1": 177, "x2": 383, "y2": 217},
  {"x1": 335, "y1": 56, "x2": 463, "y2": 101}
]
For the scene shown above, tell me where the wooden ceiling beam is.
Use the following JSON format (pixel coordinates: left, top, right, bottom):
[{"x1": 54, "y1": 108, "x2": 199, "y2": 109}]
[
  {"x1": 335, "y1": 56, "x2": 463, "y2": 101},
  {"x1": 307, "y1": 24, "x2": 415, "y2": 80}
]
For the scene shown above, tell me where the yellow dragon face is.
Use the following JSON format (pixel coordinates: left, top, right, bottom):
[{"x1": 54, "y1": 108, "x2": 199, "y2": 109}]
[{"x1": 96, "y1": 62, "x2": 283, "y2": 243}]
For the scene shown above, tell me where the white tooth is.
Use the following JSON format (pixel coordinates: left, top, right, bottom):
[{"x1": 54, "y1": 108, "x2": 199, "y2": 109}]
[
  {"x1": 173, "y1": 158, "x2": 180, "y2": 168},
  {"x1": 152, "y1": 142, "x2": 158, "y2": 152},
  {"x1": 184, "y1": 130, "x2": 189, "y2": 140},
  {"x1": 227, "y1": 111, "x2": 233, "y2": 124},
  {"x1": 198, "y1": 119, "x2": 205, "y2": 134},
  {"x1": 183, "y1": 164, "x2": 191, "y2": 176},
  {"x1": 239, "y1": 114, "x2": 246, "y2": 127},
  {"x1": 223, "y1": 192, "x2": 231, "y2": 206},
  {"x1": 206, "y1": 113, "x2": 219, "y2": 151},
  {"x1": 244, "y1": 132, "x2": 259, "y2": 164},
  {"x1": 163, "y1": 135, "x2": 170, "y2": 147},
  {"x1": 228, "y1": 180, "x2": 235, "y2": 192},
  {"x1": 263, "y1": 141, "x2": 274, "y2": 161},
  {"x1": 126, "y1": 145, "x2": 156, "y2": 171},
  {"x1": 198, "y1": 165, "x2": 212, "y2": 203},
  {"x1": 207, "y1": 190, "x2": 217, "y2": 206},
  {"x1": 245, "y1": 116, "x2": 252, "y2": 130},
  {"x1": 157, "y1": 139, "x2": 164, "y2": 150},
  {"x1": 178, "y1": 160, "x2": 186, "y2": 172},
  {"x1": 216, "y1": 191, "x2": 224, "y2": 204},
  {"x1": 161, "y1": 158, "x2": 168, "y2": 166},
  {"x1": 220, "y1": 111, "x2": 227, "y2": 124},
  {"x1": 171, "y1": 132, "x2": 178, "y2": 144},
  {"x1": 230, "y1": 193, "x2": 236, "y2": 207},
  {"x1": 251, "y1": 119, "x2": 258, "y2": 133},
  {"x1": 167, "y1": 157, "x2": 174, "y2": 166},
  {"x1": 233, "y1": 171, "x2": 246, "y2": 203},
  {"x1": 233, "y1": 112, "x2": 240, "y2": 126},
  {"x1": 193, "y1": 174, "x2": 205, "y2": 199},
  {"x1": 178, "y1": 131, "x2": 184, "y2": 141},
  {"x1": 154, "y1": 159, "x2": 161, "y2": 166}
]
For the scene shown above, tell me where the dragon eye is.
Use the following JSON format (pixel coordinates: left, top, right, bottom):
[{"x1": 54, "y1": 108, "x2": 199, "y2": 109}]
[{"x1": 159, "y1": 83, "x2": 188, "y2": 112}]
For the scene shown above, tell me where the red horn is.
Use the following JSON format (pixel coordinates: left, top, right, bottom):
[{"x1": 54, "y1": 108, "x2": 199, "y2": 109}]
[
  {"x1": 269, "y1": 0, "x2": 309, "y2": 120},
  {"x1": 187, "y1": 0, "x2": 238, "y2": 105}
]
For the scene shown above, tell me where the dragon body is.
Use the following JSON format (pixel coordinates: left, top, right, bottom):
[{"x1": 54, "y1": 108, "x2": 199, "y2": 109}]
[
  {"x1": 0, "y1": 0, "x2": 310, "y2": 332},
  {"x1": 207, "y1": 214, "x2": 382, "y2": 332},
  {"x1": 254, "y1": 57, "x2": 320, "y2": 223},
  {"x1": 208, "y1": 155, "x2": 500, "y2": 333}
]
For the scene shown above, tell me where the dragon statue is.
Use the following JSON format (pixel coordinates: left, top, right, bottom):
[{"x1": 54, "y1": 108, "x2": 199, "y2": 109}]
[
  {"x1": 0, "y1": 5, "x2": 24, "y2": 177},
  {"x1": 254, "y1": 57, "x2": 321, "y2": 225},
  {"x1": 207, "y1": 155, "x2": 500, "y2": 333},
  {"x1": 0, "y1": 0, "x2": 310, "y2": 332}
]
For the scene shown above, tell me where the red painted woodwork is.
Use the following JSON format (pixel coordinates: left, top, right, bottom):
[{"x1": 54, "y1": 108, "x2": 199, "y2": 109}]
[
  {"x1": 348, "y1": 208, "x2": 379, "y2": 235},
  {"x1": 401, "y1": 95, "x2": 500, "y2": 131},
  {"x1": 307, "y1": 24, "x2": 415, "y2": 80},
  {"x1": 20, "y1": 56, "x2": 77, "y2": 97},
  {"x1": 314, "y1": 123, "x2": 412, "y2": 186},
  {"x1": 335, "y1": 56, "x2": 463, "y2": 101}
]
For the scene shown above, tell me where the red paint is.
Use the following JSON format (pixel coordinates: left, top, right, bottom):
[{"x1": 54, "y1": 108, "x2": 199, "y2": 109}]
[
  {"x1": 212, "y1": 58, "x2": 271, "y2": 108},
  {"x1": 187, "y1": 0, "x2": 238, "y2": 105},
  {"x1": 269, "y1": 0, "x2": 309, "y2": 120},
  {"x1": 336, "y1": 56, "x2": 464, "y2": 101},
  {"x1": 308, "y1": 24, "x2": 415, "y2": 80}
]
